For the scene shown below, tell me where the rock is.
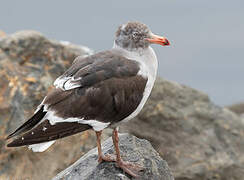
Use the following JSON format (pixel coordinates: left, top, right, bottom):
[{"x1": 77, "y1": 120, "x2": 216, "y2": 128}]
[
  {"x1": 226, "y1": 102, "x2": 244, "y2": 115},
  {"x1": 53, "y1": 134, "x2": 174, "y2": 180},
  {"x1": 120, "y1": 78, "x2": 244, "y2": 180},
  {"x1": 0, "y1": 30, "x2": 111, "y2": 180}
]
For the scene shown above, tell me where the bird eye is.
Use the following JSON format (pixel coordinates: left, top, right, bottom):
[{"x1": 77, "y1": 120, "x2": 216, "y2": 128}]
[{"x1": 132, "y1": 31, "x2": 139, "y2": 38}]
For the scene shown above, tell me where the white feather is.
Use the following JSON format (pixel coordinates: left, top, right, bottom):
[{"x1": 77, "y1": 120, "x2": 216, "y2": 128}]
[
  {"x1": 53, "y1": 76, "x2": 82, "y2": 91},
  {"x1": 63, "y1": 77, "x2": 82, "y2": 90},
  {"x1": 53, "y1": 76, "x2": 71, "y2": 90},
  {"x1": 28, "y1": 140, "x2": 55, "y2": 152},
  {"x1": 44, "y1": 110, "x2": 110, "y2": 131},
  {"x1": 78, "y1": 120, "x2": 110, "y2": 131}
]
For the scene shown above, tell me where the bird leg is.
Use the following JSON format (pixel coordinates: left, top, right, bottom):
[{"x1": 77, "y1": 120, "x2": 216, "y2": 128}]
[
  {"x1": 112, "y1": 128, "x2": 143, "y2": 177},
  {"x1": 95, "y1": 129, "x2": 143, "y2": 177},
  {"x1": 95, "y1": 130, "x2": 116, "y2": 163}
]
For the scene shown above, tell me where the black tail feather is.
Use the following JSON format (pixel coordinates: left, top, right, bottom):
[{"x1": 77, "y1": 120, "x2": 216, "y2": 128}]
[
  {"x1": 6, "y1": 106, "x2": 46, "y2": 140},
  {"x1": 7, "y1": 120, "x2": 92, "y2": 147}
]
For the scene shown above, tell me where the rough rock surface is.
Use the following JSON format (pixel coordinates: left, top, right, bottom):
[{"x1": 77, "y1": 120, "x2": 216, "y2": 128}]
[
  {"x1": 53, "y1": 134, "x2": 174, "y2": 180},
  {"x1": 120, "y1": 79, "x2": 244, "y2": 180},
  {"x1": 0, "y1": 30, "x2": 111, "y2": 180}
]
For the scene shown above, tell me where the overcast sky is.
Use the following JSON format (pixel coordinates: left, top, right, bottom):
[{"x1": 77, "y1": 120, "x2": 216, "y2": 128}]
[{"x1": 0, "y1": 0, "x2": 243, "y2": 106}]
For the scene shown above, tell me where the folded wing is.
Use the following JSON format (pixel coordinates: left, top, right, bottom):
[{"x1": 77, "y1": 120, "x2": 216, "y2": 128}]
[{"x1": 7, "y1": 49, "x2": 147, "y2": 148}]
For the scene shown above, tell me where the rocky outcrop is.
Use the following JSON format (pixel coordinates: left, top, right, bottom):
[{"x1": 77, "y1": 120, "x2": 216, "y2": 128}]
[
  {"x1": 120, "y1": 79, "x2": 244, "y2": 180},
  {"x1": 53, "y1": 134, "x2": 174, "y2": 180},
  {"x1": 0, "y1": 31, "x2": 103, "y2": 180}
]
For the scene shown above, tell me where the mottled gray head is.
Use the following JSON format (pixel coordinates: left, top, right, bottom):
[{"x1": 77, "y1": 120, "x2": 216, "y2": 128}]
[{"x1": 115, "y1": 21, "x2": 170, "y2": 51}]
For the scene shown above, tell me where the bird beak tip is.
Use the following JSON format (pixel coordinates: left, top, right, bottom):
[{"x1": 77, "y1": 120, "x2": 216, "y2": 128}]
[{"x1": 146, "y1": 34, "x2": 170, "y2": 46}]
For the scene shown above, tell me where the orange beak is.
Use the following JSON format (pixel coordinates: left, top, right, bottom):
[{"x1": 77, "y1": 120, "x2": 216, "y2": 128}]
[{"x1": 146, "y1": 34, "x2": 170, "y2": 46}]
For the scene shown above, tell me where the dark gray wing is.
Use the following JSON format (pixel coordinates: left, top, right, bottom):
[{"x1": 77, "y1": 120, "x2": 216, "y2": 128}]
[
  {"x1": 46, "y1": 49, "x2": 147, "y2": 123},
  {"x1": 53, "y1": 50, "x2": 140, "y2": 90},
  {"x1": 7, "y1": 50, "x2": 147, "y2": 147}
]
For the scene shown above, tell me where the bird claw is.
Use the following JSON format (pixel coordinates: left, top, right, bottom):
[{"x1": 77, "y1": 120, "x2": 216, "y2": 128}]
[
  {"x1": 98, "y1": 154, "x2": 116, "y2": 163},
  {"x1": 116, "y1": 160, "x2": 143, "y2": 178},
  {"x1": 98, "y1": 154, "x2": 143, "y2": 177}
]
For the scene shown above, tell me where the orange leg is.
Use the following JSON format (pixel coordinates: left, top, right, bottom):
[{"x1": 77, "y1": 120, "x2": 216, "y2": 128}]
[
  {"x1": 95, "y1": 128, "x2": 143, "y2": 177},
  {"x1": 95, "y1": 130, "x2": 116, "y2": 163}
]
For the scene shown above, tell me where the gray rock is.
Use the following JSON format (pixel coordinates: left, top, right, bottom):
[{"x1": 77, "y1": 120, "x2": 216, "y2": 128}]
[
  {"x1": 0, "y1": 30, "x2": 101, "y2": 180},
  {"x1": 121, "y1": 78, "x2": 244, "y2": 180},
  {"x1": 53, "y1": 134, "x2": 174, "y2": 180}
]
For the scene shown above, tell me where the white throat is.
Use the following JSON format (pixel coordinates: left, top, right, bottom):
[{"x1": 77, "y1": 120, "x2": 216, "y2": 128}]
[{"x1": 113, "y1": 42, "x2": 158, "y2": 79}]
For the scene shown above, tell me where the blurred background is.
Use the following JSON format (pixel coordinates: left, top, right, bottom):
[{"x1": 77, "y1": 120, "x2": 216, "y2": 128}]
[
  {"x1": 1, "y1": 1, "x2": 244, "y2": 180},
  {"x1": 0, "y1": 0, "x2": 243, "y2": 106}
]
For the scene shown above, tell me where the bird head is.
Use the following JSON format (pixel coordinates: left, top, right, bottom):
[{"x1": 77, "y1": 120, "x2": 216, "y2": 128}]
[{"x1": 115, "y1": 21, "x2": 170, "y2": 51}]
